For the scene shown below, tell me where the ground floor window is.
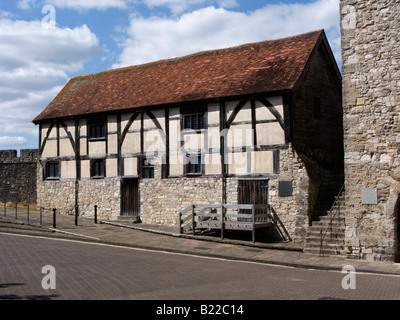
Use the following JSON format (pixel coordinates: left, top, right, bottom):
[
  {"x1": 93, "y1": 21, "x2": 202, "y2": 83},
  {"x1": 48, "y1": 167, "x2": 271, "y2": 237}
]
[
  {"x1": 185, "y1": 152, "x2": 202, "y2": 175},
  {"x1": 45, "y1": 161, "x2": 60, "y2": 179},
  {"x1": 91, "y1": 159, "x2": 105, "y2": 178},
  {"x1": 142, "y1": 158, "x2": 155, "y2": 179}
]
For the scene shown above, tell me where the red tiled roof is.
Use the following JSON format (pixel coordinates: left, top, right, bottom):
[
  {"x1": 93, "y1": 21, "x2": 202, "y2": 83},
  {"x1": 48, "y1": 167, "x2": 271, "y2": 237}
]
[{"x1": 33, "y1": 30, "x2": 324, "y2": 123}]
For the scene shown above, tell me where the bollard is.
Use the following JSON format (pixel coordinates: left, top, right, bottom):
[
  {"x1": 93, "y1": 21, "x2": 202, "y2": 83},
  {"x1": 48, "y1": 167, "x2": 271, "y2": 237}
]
[
  {"x1": 3, "y1": 202, "x2": 5, "y2": 217},
  {"x1": 94, "y1": 205, "x2": 98, "y2": 224},
  {"x1": 53, "y1": 208, "x2": 56, "y2": 228},
  {"x1": 15, "y1": 203, "x2": 17, "y2": 220},
  {"x1": 27, "y1": 204, "x2": 30, "y2": 223},
  {"x1": 40, "y1": 207, "x2": 42, "y2": 225},
  {"x1": 75, "y1": 206, "x2": 78, "y2": 226}
]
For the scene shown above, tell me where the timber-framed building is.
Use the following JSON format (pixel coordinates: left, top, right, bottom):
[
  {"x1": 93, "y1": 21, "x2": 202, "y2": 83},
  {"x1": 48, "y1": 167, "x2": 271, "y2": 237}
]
[{"x1": 33, "y1": 30, "x2": 343, "y2": 244}]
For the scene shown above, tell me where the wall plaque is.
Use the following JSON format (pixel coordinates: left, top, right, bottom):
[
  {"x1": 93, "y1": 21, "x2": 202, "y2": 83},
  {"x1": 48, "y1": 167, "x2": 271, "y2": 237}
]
[{"x1": 362, "y1": 188, "x2": 377, "y2": 205}]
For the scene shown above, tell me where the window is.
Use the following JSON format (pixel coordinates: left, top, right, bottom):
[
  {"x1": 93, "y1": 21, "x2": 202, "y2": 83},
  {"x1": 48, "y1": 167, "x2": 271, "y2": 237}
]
[
  {"x1": 142, "y1": 158, "x2": 154, "y2": 179},
  {"x1": 88, "y1": 117, "x2": 106, "y2": 139},
  {"x1": 185, "y1": 153, "x2": 202, "y2": 175},
  {"x1": 45, "y1": 161, "x2": 60, "y2": 179},
  {"x1": 91, "y1": 159, "x2": 105, "y2": 178},
  {"x1": 182, "y1": 105, "x2": 206, "y2": 130},
  {"x1": 183, "y1": 113, "x2": 205, "y2": 130}
]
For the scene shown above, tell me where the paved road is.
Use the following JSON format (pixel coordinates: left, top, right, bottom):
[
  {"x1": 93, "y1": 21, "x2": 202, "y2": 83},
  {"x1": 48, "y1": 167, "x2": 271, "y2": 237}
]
[{"x1": 1, "y1": 233, "x2": 400, "y2": 302}]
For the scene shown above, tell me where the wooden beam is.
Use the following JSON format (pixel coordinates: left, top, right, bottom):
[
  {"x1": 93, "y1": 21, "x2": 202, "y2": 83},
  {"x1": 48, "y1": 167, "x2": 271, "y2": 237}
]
[
  {"x1": 120, "y1": 112, "x2": 139, "y2": 146},
  {"x1": 226, "y1": 98, "x2": 248, "y2": 128},
  {"x1": 145, "y1": 110, "x2": 163, "y2": 131},
  {"x1": 39, "y1": 122, "x2": 56, "y2": 157},
  {"x1": 60, "y1": 121, "x2": 77, "y2": 154},
  {"x1": 251, "y1": 98, "x2": 257, "y2": 146},
  {"x1": 117, "y1": 114, "x2": 122, "y2": 177},
  {"x1": 256, "y1": 97, "x2": 285, "y2": 130},
  {"x1": 164, "y1": 107, "x2": 170, "y2": 179}
]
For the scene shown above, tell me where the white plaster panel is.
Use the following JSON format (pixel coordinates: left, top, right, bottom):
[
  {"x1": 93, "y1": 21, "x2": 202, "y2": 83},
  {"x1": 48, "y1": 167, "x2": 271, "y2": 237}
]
[
  {"x1": 124, "y1": 157, "x2": 138, "y2": 176},
  {"x1": 106, "y1": 158, "x2": 118, "y2": 177},
  {"x1": 251, "y1": 151, "x2": 274, "y2": 174},
  {"x1": 61, "y1": 160, "x2": 76, "y2": 179}
]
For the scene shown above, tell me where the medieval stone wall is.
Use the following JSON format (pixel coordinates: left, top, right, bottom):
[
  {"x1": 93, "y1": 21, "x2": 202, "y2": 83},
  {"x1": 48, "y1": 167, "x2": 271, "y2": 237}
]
[
  {"x1": 0, "y1": 149, "x2": 38, "y2": 204},
  {"x1": 341, "y1": 0, "x2": 400, "y2": 261}
]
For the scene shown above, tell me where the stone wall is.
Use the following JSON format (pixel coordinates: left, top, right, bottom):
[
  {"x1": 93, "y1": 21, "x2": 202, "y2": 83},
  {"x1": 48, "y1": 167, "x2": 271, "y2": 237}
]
[
  {"x1": 140, "y1": 145, "x2": 311, "y2": 243},
  {"x1": 341, "y1": 0, "x2": 400, "y2": 261},
  {"x1": 0, "y1": 149, "x2": 38, "y2": 204},
  {"x1": 37, "y1": 174, "x2": 121, "y2": 220}
]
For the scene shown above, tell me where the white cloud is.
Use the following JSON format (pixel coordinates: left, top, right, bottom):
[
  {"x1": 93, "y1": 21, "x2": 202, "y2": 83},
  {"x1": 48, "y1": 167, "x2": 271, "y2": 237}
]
[
  {"x1": 142, "y1": 0, "x2": 238, "y2": 14},
  {"x1": 114, "y1": 0, "x2": 341, "y2": 68},
  {"x1": 17, "y1": 0, "x2": 131, "y2": 11},
  {"x1": 0, "y1": 136, "x2": 28, "y2": 148},
  {"x1": 18, "y1": 0, "x2": 238, "y2": 13},
  {"x1": 49, "y1": 0, "x2": 130, "y2": 11},
  {"x1": 0, "y1": 18, "x2": 103, "y2": 140}
]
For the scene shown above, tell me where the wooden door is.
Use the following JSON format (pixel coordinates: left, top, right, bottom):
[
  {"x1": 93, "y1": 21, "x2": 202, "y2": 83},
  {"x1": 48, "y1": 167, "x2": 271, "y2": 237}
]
[
  {"x1": 122, "y1": 179, "x2": 140, "y2": 217},
  {"x1": 238, "y1": 180, "x2": 269, "y2": 205},
  {"x1": 238, "y1": 180, "x2": 269, "y2": 221}
]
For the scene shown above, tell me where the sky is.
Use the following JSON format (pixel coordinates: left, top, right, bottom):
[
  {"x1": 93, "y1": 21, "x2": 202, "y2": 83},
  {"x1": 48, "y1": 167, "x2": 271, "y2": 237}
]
[{"x1": 0, "y1": 0, "x2": 341, "y2": 152}]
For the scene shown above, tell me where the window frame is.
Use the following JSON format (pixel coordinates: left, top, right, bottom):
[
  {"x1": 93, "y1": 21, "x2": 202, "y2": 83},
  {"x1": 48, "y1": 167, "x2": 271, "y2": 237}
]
[
  {"x1": 91, "y1": 158, "x2": 105, "y2": 179},
  {"x1": 45, "y1": 161, "x2": 60, "y2": 180},
  {"x1": 181, "y1": 104, "x2": 207, "y2": 131},
  {"x1": 184, "y1": 152, "x2": 203, "y2": 176},
  {"x1": 141, "y1": 158, "x2": 155, "y2": 179},
  {"x1": 87, "y1": 116, "x2": 107, "y2": 140}
]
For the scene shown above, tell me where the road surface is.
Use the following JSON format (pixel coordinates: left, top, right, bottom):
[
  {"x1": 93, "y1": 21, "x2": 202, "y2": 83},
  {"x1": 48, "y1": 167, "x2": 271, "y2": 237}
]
[{"x1": 1, "y1": 232, "x2": 400, "y2": 302}]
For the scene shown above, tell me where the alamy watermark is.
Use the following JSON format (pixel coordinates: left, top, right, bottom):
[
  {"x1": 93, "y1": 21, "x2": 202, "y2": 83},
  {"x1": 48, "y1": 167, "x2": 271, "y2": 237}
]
[
  {"x1": 341, "y1": 265, "x2": 356, "y2": 290},
  {"x1": 42, "y1": 5, "x2": 56, "y2": 30},
  {"x1": 41, "y1": 265, "x2": 56, "y2": 290}
]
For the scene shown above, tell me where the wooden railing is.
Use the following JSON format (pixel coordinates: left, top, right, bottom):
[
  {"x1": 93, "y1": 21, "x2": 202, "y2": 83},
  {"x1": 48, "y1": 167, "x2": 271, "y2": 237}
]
[{"x1": 179, "y1": 204, "x2": 273, "y2": 243}]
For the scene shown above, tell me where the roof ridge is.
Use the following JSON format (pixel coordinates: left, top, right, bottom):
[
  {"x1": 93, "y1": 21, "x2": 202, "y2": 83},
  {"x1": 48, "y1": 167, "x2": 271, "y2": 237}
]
[
  {"x1": 71, "y1": 29, "x2": 324, "y2": 82},
  {"x1": 33, "y1": 29, "x2": 327, "y2": 123}
]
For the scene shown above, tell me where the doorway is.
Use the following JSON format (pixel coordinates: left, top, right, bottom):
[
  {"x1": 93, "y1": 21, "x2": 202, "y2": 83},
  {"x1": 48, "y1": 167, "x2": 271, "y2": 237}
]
[
  {"x1": 238, "y1": 179, "x2": 269, "y2": 205},
  {"x1": 122, "y1": 178, "x2": 140, "y2": 218}
]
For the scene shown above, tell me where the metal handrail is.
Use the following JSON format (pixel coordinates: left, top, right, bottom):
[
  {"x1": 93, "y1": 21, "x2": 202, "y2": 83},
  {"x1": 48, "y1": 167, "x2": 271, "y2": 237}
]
[{"x1": 319, "y1": 184, "x2": 345, "y2": 256}]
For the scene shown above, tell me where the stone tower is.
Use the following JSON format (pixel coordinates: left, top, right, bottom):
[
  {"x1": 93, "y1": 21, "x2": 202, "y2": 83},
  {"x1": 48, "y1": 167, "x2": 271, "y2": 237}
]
[{"x1": 341, "y1": 0, "x2": 400, "y2": 261}]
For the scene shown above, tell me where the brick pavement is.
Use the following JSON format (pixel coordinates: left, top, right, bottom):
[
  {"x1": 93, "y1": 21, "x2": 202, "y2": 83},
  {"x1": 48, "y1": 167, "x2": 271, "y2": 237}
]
[{"x1": 1, "y1": 211, "x2": 400, "y2": 277}]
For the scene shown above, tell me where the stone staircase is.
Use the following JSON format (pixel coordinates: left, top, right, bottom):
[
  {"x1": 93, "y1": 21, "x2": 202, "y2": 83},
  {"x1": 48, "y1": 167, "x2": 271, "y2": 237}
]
[
  {"x1": 304, "y1": 209, "x2": 346, "y2": 256},
  {"x1": 304, "y1": 169, "x2": 346, "y2": 257}
]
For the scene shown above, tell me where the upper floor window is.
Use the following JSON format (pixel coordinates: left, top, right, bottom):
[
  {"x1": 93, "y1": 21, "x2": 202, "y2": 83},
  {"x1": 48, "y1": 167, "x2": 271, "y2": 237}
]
[
  {"x1": 182, "y1": 105, "x2": 206, "y2": 131},
  {"x1": 45, "y1": 161, "x2": 60, "y2": 179},
  {"x1": 88, "y1": 117, "x2": 106, "y2": 139}
]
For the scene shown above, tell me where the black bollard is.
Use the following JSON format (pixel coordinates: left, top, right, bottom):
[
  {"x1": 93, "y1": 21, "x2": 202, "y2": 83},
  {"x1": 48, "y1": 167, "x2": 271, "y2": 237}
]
[
  {"x1": 53, "y1": 208, "x2": 56, "y2": 228},
  {"x1": 94, "y1": 205, "x2": 98, "y2": 224}
]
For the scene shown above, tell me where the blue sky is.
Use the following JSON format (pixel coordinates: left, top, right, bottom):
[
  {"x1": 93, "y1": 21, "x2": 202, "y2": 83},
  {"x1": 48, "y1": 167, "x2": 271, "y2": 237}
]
[{"x1": 0, "y1": 0, "x2": 341, "y2": 152}]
